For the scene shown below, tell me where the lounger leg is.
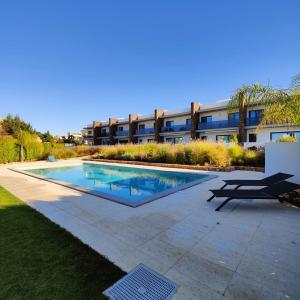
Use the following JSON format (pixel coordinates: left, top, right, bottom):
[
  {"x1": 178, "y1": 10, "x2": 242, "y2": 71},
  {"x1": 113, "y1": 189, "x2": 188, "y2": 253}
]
[
  {"x1": 220, "y1": 183, "x2": 228, "y2": 190},
  {"x1": 207, "y1": 195, "x2": 215, "y2": 202},
  {"x1": 215, "y1": 197, "x2": 233, "y2": 211},
  {"x1": 234, "y1": 185, "x2": 241, "y2": 190}
]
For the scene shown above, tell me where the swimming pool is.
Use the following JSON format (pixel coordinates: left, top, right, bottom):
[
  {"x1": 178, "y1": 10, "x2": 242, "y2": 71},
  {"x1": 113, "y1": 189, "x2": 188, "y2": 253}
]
[{"x1": 20, "y1": 163, "x2": 215, "y2": 207}]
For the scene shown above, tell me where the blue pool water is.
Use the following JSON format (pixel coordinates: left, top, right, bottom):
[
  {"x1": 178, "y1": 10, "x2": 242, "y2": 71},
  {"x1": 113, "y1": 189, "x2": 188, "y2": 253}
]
[{"x1": 26, "y1": 163, "x2": 211, "y2": 206}]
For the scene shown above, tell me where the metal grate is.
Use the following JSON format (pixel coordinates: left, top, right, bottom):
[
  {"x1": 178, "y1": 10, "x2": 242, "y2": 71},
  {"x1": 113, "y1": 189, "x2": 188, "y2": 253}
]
[{"x1": 103, "y1": 264, "x2": 179, "y2": 300}]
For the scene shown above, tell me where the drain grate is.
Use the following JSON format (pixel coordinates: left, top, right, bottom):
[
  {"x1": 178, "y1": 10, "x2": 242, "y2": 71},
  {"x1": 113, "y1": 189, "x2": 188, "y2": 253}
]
[{"x1": 103, "y1": 264, "x2": 179, "y2": 300}]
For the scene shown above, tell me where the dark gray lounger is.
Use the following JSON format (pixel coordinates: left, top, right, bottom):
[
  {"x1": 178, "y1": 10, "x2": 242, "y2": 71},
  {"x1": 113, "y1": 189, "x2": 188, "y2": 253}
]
[
  {"x1": 208, "y1": 181, "x2": 300, "y2": 211},
  {"x1": 207, "y1": 172, "x2": 293, "y2": 202}
]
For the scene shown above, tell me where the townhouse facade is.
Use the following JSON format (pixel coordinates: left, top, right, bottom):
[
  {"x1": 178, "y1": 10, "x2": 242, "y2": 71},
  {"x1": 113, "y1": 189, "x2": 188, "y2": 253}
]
[{"x1": 82, "y1": 99, "x2": 300, "y2": 146}]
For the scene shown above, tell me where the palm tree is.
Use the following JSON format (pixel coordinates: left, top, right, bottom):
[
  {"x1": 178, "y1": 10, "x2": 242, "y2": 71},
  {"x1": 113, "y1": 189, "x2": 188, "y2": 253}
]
[
  {"x1": 257, "y1": 74, "x2": 300, "y2": 129},
  {"x1": 228, "y1": 83, "x2": 269, "y2": 145}
]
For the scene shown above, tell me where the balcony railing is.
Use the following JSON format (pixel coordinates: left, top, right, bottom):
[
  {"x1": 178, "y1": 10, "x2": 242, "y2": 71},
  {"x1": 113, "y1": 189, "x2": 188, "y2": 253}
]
[
  {"x1": 114, "y1": 130, "x2": 129, "y2": 136},
  {"x1": 135, "y1": 128, "x2": 155, "y2": 135},
  {"x1": 99, "y1": 132, "x2": 109, "y2": 137},
  {"x1": 245, "y1": 117, "x2": 260, "y2": 126},
  {"x1": 198, "y1": 117, "x2": 260, "y2": 130},
  {"x1": 161, "y1": 124, "x2": 191, "y2": 133}
]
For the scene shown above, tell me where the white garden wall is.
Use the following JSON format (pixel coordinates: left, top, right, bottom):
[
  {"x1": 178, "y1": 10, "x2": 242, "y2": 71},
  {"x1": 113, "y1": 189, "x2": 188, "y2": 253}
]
[{"x1": 265, "y1": 143, "x2": 300, "y2": 184}]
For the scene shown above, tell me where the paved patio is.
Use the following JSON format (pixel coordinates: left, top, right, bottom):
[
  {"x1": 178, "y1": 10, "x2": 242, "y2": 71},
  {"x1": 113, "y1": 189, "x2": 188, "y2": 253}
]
[{"x1": 1, "y1": 159, "x2": 300, "y2": 300}]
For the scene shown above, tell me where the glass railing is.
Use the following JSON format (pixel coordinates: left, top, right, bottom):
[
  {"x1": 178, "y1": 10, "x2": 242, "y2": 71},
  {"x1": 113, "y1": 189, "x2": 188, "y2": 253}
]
[
  {"x1": 245, "y1": 117, "x2": 260, "y2": 126},
  {"x1": 100, "y1": 132, "x2": 109, "y2": 137},
  {"x1": 198, "y1": 120, "x2": 239, "y2": 130},
  {"x1": 114, "y1": 130, "x2": 129, "y2": 136},
  {"x1": 135, "y1": 128, "x2": 155, "y2": 135},
  {"x1": 161, "y1": 124, "x2": 191, "y2": 132},
  {"x1": 197, "y1": 117, "x2": 261, "y2": 130}
]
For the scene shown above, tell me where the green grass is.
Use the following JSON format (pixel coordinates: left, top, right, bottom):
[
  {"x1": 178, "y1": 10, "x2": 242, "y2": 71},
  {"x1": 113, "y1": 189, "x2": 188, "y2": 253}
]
[{"x1": 0, "y1": 186, "x2": 125, "y2": 300}]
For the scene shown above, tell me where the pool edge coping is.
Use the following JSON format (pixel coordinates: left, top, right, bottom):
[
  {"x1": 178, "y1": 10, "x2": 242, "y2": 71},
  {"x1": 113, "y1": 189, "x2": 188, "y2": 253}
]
[{"x1": 8, "y1": 163, "x2": 217, "y2": 208}]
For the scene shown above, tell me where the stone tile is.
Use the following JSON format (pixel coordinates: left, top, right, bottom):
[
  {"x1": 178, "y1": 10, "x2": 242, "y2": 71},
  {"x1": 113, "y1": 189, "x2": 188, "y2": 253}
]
[
  {"x1": 225, "y1": 273, "x2": 294, "y2": 300},
  {"x1": 156, "y1": 226, "x2": 203, "y2": 252},
  {"x1": 165, "y1": 268, "x2": 223, "y2": 300},
  {"x1": 190, "y1": 236, "x2": 244, "y2": 271},
  {"x1": 171, "y1": 252, "x2": 234, "y2": 294},
  {"x1": 236, "y1": 255, "x2": 300, "y2": 297},
  {"x1": 113, "y1": 249, "x2": 171, "y2": 274},
  {"x1": 139, "y1": 238, "x2": 186, "y2": 269},
  {"x1": 112, "y1": 225, "x2": 152, "y2": 247}
]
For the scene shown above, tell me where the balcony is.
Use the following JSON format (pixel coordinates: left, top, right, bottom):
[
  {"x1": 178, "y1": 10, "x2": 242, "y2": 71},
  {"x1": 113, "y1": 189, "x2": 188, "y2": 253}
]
[
  {"x1": 245, "y1": 117, "x2": 260, "y2": 126},
  {"x1": 161, "y1": 124, "x2": 191, "y2": 133},
  {"x1": 99, "y1": 132, "x2": 109, "y2": 138},
  {"x1": 135, "y1": 128, "x2": 155, "y2": 135},
  {"x1": 114, "y1": 130, "x2": 129, "y2": 137},
  {"x1": 197, "y1": 117, "x2": 260, "y2": 130}
]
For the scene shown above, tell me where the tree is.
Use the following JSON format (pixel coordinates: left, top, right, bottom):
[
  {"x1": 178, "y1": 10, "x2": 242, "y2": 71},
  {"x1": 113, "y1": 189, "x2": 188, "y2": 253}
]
[
  {"x1": 257, "y1": 74, "x2": 300, "y2": 128},
  {"x1": 37, "y1": 130, "x2": 54, "y2": 143},
  {"x1": 1, "y1": 114, "x2": 35, "y2": 135},
  {"x1": 228, "y1": 83, "x2": 269, "y2": 144}
]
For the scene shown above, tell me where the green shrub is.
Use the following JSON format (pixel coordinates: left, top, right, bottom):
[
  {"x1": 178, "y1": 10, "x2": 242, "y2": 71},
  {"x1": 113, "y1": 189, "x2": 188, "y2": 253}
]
[
  {"x1": 92, "y1": 141, "x2": 264, "y2": 167},
  {"x1": 0, "y1": 136, "x2": 19, "y2": 163},
  {"x1": 49, "y1": 147, "x2": 76, "y2": 159},
  {"x1": 277, "y1": 135, "x2": 297, "y2": 142},
  {"x1": 228, "y1": 144, "x2": 244, "y2": 165}
]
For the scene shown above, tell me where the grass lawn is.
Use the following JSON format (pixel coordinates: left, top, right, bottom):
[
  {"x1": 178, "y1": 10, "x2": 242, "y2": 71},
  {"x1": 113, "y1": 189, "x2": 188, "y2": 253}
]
[{"x1": 0, "y1": 186, "x2": 125, "y2": 300}]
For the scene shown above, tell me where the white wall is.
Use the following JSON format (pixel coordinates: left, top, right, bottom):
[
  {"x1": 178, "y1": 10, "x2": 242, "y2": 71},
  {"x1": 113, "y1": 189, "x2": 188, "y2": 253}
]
[
  {"x1": 137, "y1": 120, "x2": 155, "y2": 128},
  {"x1": 200, "y1": 110, "x2": 229, "y2": 121},
  {"x1": 265, "y1": 143, "x2": 300, "y2": 184},
  {"x1": 117, "y1": 124, "x2": 129, "y2": 131},
  {"x1": 247, "y1": 126, "x2": 300, "y2": 144},
  {"x1": 163, "y1": 115, "x2": 190, "y2": 125}
]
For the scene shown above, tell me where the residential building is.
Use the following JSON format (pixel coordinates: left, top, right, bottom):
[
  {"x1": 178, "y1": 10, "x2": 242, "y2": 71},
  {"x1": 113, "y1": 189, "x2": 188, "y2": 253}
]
[
  {"x1": 67, "y1": 132, "x2": 82, "y2": 141},
  {"x1": 83, "y1": 99, "x2": 300, "y2": 146},
  {"x1": 81, "y1": 124, "x2": 94, "y2": 145}
]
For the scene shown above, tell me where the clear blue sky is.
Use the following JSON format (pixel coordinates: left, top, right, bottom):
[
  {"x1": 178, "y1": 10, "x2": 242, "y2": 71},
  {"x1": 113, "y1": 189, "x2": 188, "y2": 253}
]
[{"x1": 1, "y1": 0, "x2": 299, "y2": 135}]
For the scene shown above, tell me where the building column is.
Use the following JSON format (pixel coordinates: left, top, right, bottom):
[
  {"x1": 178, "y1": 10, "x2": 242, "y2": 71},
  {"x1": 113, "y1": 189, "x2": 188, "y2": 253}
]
[
  {"x1": 191, "y1": 102, "x2": 200, "y2": 140},
  {"x1": 93, "y1": 121, "x2": 102, "y2": 145},
  {"x1": 109, "y1": 118, "x2": 118, "y2": 145},
  {"x1": 154, "y1": 109, "x2": 164, "y2": 143},
  {"x1": 129, "y1": 114, "x2": 138, "y2": 143}
]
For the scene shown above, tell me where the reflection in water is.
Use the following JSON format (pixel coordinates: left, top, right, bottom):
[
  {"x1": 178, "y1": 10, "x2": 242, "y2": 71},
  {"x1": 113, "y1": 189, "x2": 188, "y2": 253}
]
[{"x1": 27, "y1": 163, "x2": 206, "y2": 202}]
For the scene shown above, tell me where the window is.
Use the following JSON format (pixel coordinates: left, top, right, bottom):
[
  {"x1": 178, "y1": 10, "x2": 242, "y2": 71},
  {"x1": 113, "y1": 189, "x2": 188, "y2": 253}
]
[
  {"x1": 201, "y1": 136, "x2": 207, "y2": 140},
  {"x1": 186, "y1": 119, "x2": 192, "y2": 127},
  {"x1": 118, "y1": 127, "x2": 123, "y2": 132},
  {"x1": 249, "y1": 109, "x2": 263, "y2": 119},
  {"x1": 138, "y1": 124, "x2": 145, "y2": 130},
  {"x1": 249, "y1": 133, "x2": 257, "y2": 142},
  {"x1": 201, "y1": 116, "x2": 212, "y2": 123},
  {"x1": 139, "y1": 139, "x2": 143, "y2": 144},
  {"x1": 148, "y1": 139, "x2": 155, "y2": 143},
  {"x1": 216, "y1": 135, "x2": 231, "y2": 143},
  {"x1": 228, "y1": 112, "x2": 239, "y2": 121},
  {"x1": 270, "y1": 131, "x2": 300, "y2": 142},
  {"x1": 166, "y1": 137, "x2": 183, "y2": 144},
  {"x1": 174, "y1": 137, "x2": 183, "y2": 144},
  {"x1": 88, "y1": 130, "x2": 92, "y2": 135},
  {"x1": 166, "y1": 121, "x2": 174, "y2": 128}
]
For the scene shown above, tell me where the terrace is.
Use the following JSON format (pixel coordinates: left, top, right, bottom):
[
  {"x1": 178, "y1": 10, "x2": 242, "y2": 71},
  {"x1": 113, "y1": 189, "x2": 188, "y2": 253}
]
[
  {"x1": 135, "y1": 127, "x2": 155, "y2": 135},
  {"x1": 1, "y1": 159, "x2": 299, "y2": 300},
  {"x1": 198, "y1": 117, "x2": 260, "y2": 130},
  {"x1": 161, "y1": 124, "x2": 192, "y2": 133},
  {"x1": 114, "y1": 130, "x2": 129, "y2": 137}
]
